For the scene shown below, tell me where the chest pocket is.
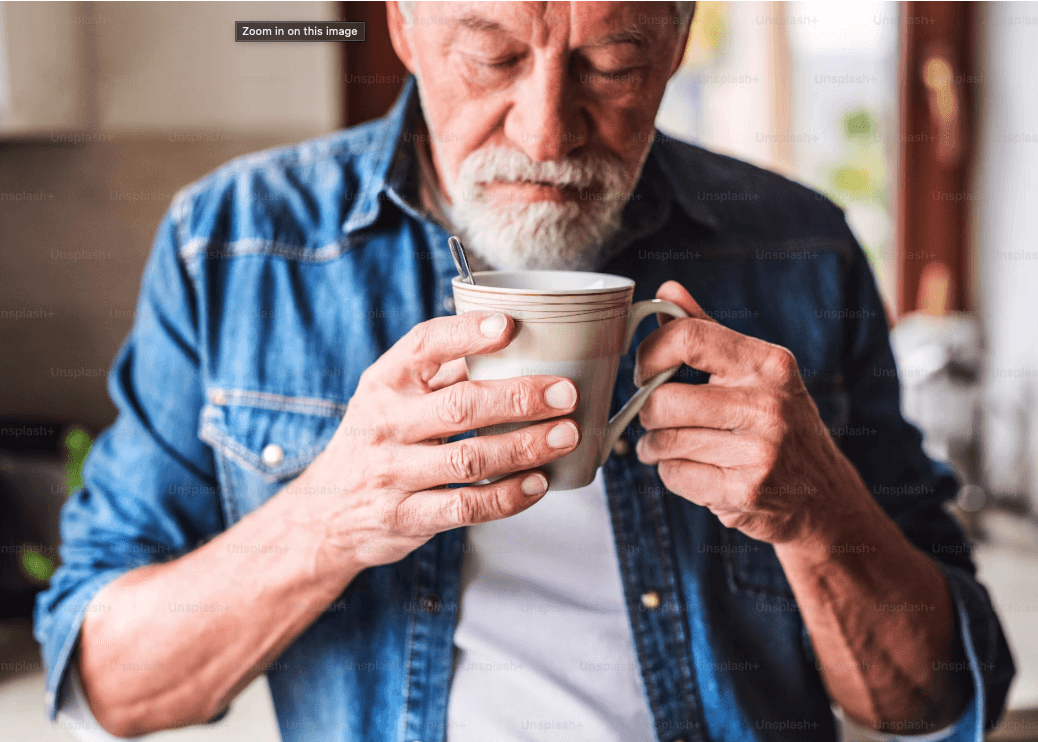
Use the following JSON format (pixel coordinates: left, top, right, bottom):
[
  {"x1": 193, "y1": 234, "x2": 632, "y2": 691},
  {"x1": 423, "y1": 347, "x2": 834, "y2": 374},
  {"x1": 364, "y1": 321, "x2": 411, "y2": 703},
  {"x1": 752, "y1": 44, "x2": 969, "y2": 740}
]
[
  {"x1": 199, "y1": 389, "x2": 347, "y2": 526},
  {"x1": 722, "y1": 376, "x2": 851, "y2": 600}
]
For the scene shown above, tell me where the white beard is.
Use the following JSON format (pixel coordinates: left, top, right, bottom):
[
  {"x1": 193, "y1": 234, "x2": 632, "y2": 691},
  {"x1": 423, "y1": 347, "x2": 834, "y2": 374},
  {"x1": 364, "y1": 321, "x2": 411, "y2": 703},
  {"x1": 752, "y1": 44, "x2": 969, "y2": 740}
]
[
  {"x1": 415, "y1": 76, "x2": 651, "y2": 271},
  {"x1": 443, "y1": 147, "x2": 636, "y2": 271}
]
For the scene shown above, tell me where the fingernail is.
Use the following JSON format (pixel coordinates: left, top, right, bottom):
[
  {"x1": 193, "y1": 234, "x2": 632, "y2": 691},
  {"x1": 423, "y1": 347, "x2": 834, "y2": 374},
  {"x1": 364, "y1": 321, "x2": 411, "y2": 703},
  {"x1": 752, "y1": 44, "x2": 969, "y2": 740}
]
[
  {"x1": 547, "y1": 421, "x2": 579, "y2": 449},
  {"x1": 544, "y1": 380, "x2": 577, "y2": 409},
  {"x1": 480, "y1": 313, "x2": 507, "y2": 338},
  {"x1": 521, "y1": 473, "x2": 548, "y2": 496}
]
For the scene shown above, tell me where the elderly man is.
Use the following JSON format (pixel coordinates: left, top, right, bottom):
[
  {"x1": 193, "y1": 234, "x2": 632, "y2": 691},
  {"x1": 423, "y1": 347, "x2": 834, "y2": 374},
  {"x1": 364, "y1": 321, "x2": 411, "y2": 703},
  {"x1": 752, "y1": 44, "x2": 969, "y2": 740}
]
[{"x1": 35, "y1": 2, "x2": 1012, "y2": 741}]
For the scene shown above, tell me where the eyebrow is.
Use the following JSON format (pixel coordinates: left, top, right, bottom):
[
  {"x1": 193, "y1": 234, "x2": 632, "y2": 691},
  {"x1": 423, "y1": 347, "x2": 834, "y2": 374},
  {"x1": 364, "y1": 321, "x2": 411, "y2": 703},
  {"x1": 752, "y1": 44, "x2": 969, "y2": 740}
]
[
  {"x1": 449, "y1": 14, "x2": 653, "y2": 50},
  {"x1": 453, "y1": 13, "x2": 508, "y2": 34},
  {"x1": 585, "y1": 24, "x2": 653, "y2": 49}
]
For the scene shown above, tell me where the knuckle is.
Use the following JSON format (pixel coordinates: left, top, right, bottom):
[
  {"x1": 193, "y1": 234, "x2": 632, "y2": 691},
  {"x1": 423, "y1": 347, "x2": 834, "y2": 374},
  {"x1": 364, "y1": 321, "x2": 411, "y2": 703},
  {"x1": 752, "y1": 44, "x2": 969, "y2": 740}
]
[
  {"x1": 763, "y1": 346, "x2": 798, "y2": 381},
  {"x1": 446, "y1": 318, "x2": 469, "y2": 349},
  {"x1": 370, "y1": 455, "x2": 398, "y2": 491},
  {"x1": 375, "y1": 499, "x2": 401, "y2": 532},
  {"x1": 507, "y1": 380, "x2": 537, "y2": 418},
  {"x1": 447, "y1": 441, "x2": 485, "y2": 482},
  {"x1": 447, "y1": 486, "x2": 510, "y2": 525},
  {"x1": 719, "y1": 395, "x2": 744, "y2": 430},
  {"x1": 405, "y1": 322, "x2": 432, "y2": 358},
  {"x1": 370, "y1": 467, "x2": 396, "y2": 492},
  {"x1": 483, "y1": 483, "x2": 513, "y2": 519},
  {"x1": 437, "y1": 383, "x2": 472, "y2": 427},
  {"x1": 445, "y1": 489, "x2": 482, "y2": 525},
  {"x1": 677, "y1": 318, "x2": 702, "y2": 351},
  {"x1": 365, "y1": 410, "x2": 393, "y2": 445},
  {"x1": 659, "y1": 428, "x2": 681, "y2": 453},
  {"x1": 509, "y1": 427, "x2": 542, "y2": 464}
]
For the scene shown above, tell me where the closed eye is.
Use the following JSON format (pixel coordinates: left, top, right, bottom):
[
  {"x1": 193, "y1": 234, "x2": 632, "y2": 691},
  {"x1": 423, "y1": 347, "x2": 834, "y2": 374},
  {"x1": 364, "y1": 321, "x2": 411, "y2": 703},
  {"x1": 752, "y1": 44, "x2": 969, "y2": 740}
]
[
  {"x1": 589, "y1": 66, "x2": 639, "y2": 79},
  {"x1": 472, "y1": 54, "x2": 522, "y2": 71}
]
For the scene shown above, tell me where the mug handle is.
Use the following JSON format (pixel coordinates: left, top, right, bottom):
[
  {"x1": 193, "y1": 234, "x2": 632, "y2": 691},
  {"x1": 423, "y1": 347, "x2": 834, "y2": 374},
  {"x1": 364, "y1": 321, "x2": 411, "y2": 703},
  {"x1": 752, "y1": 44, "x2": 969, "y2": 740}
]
[{"x1": 597, "y1": 300, "x2": 688, "y2": 468}]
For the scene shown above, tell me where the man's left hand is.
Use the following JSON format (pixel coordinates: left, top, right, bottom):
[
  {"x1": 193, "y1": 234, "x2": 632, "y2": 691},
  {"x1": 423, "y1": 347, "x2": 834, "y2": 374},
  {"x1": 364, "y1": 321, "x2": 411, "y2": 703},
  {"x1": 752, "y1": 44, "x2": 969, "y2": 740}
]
[{"x1": 635, "y1": 281, "x2": 872, "y2": 546}]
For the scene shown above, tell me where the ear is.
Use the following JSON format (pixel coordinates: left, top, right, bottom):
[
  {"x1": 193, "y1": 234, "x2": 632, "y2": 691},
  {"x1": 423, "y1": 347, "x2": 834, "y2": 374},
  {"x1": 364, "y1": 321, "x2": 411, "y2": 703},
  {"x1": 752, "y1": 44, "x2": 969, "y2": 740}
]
[{"x1": 386, "y1": 2, "x2": 417, "y2": 74}]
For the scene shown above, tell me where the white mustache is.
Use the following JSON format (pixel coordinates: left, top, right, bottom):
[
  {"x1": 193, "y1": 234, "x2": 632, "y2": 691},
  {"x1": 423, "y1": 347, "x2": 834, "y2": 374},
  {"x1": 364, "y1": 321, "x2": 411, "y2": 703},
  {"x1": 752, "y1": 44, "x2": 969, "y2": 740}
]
[{"x1": 457, "y1": 147, "x2": 627, "y2": 194}]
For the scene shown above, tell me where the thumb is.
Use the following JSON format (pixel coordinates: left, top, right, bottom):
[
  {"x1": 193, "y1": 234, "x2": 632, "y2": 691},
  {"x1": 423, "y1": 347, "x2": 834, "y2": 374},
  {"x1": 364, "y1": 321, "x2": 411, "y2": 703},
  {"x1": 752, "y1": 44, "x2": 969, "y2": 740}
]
[{"x1": 655, "y1": 280, "x2": 713, "y2": 326}]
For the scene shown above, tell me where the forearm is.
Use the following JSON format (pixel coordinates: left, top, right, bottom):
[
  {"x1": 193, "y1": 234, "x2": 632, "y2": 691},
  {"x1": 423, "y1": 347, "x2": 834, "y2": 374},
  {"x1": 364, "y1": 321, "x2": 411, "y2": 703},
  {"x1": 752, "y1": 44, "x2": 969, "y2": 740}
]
[
  {"x1": 79, "y1": 481, "x2": 360, "y2": 737},
  {"x1": 774, "y1": 484, "x2": 971, "y2": 734}
]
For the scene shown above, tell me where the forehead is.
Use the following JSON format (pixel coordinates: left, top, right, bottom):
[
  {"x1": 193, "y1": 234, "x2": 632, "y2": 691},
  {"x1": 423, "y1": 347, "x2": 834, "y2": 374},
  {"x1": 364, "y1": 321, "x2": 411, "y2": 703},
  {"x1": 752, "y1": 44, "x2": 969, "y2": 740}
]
[{"x1": 417, "y1": 1, "x2": 676, "y2": 49}]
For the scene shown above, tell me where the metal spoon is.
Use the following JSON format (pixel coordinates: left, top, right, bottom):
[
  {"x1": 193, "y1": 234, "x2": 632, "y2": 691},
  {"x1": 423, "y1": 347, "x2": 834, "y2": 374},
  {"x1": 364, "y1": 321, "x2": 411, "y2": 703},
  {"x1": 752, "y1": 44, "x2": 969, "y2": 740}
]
[{"x1": 448, "y1": 235, "x2": 475, "y2": 285}]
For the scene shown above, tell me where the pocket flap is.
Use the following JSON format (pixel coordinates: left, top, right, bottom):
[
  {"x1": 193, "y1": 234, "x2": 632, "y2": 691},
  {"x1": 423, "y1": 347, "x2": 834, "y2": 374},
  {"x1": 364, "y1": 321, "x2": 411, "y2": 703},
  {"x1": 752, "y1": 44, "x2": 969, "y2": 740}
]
[{"x1": 199, "y1": 388, "x2": 346, "y2": 483}]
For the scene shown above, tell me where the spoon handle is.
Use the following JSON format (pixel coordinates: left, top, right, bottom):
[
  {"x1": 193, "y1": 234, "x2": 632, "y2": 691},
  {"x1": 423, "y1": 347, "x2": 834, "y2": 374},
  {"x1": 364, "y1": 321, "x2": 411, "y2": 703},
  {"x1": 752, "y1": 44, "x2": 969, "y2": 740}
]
[{"x1": 448, "y1": 235, "x2": 475, "y2": 285}]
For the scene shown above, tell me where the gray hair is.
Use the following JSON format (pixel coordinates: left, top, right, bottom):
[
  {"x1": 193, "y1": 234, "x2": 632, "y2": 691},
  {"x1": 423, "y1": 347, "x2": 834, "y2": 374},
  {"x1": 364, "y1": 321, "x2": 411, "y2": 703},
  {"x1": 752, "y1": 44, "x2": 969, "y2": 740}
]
[{"x1": 397, "y1": 1, "x2": 695, "y2": 29}]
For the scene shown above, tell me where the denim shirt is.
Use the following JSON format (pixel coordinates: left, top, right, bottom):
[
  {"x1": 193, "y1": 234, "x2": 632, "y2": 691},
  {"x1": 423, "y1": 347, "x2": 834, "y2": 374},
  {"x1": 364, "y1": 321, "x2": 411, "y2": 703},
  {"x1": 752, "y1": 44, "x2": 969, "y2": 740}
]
[{"x1": 35, "y1": 76, "x2": 1014, "y2": 742}]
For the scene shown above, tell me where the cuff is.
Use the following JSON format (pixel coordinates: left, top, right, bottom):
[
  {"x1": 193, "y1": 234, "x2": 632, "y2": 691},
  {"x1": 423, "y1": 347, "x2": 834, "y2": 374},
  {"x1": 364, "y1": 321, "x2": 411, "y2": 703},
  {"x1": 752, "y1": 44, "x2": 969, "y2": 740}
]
[
  {"x1": 836, "y1": 705, "x2": 961, "y2": 741},
  {"x1": 930, "y1": 559, "x2": 1015, "y2": 741}
]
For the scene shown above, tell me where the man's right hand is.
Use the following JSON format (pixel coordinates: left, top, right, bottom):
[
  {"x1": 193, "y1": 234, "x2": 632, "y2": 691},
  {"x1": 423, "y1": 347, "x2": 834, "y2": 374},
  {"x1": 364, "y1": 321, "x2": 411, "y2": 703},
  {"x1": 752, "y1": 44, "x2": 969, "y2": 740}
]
[{"x1": 289, "y1": 311, "x2": 580, "y2": 569}]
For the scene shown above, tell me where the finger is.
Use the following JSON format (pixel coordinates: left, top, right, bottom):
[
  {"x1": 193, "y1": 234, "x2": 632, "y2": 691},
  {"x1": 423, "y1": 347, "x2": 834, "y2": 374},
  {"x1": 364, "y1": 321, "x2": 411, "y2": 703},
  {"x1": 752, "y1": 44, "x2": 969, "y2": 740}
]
[
  {"x1": 391, "y1": 376, "x2": 579, "y2": 443},
  {"x1": 636, "y1": 427, "x2": 765, "y2": 467},
  {"x1": 376, "y1": 311, "x2": 515, "y2": 389},
  {"x1": 393, "y1": 418, "x2": 580, "y2": 489},
  {"x1": 655, "y1": 280, "x2": 714, "y2": 327},
  {"x1": 655, "y1": 459, "x2": 731, "y2": 511},
  {"x1": 638, "y1": 383, "x2": 762, "y2": 432},
  {"x1": 427, "y1": 358, "x2": 468, "y2": 391},
  {"x1": 398, "y1": 470, "x2": 550, "y2": 533},
  {"x1": 634, "y1": 315, "x2": 777, "y2": 386}
]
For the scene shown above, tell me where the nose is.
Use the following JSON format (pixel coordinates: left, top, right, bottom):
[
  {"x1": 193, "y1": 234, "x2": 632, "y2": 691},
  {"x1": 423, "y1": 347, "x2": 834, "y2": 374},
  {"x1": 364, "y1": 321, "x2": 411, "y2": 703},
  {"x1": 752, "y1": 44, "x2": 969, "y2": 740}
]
[{"x1": 504, "y1": 58, "x2": 587, "y2": 163}]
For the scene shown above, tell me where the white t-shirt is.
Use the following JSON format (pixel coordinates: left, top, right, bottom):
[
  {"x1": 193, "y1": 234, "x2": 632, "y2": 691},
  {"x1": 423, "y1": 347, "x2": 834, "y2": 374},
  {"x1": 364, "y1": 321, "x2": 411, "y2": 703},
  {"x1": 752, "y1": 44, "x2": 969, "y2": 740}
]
[{"x1": 446, "y1": 471, "x2": 657, "y2": 742}]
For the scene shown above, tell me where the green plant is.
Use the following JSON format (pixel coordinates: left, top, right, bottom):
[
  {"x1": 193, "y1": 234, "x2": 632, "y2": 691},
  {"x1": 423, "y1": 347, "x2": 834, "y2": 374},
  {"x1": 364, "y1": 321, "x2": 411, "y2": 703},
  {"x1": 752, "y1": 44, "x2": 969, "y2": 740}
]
[{"x1": 65, "y1": 427, "x2": 92, "y2": 494}]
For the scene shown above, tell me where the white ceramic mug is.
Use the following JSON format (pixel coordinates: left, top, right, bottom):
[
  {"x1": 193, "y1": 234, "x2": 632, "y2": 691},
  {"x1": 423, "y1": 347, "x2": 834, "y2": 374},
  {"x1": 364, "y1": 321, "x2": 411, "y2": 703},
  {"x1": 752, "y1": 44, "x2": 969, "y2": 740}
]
[{"x1": 452, "y1": 270, "x2": 687, "y2": 491}]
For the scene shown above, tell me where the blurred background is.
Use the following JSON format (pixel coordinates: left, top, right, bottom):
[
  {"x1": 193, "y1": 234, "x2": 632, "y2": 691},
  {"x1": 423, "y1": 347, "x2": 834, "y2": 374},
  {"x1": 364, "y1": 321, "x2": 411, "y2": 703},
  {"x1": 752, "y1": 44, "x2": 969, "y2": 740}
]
[{"x1": 1, "y1": 2, "x2": 1036, "y2": 740}]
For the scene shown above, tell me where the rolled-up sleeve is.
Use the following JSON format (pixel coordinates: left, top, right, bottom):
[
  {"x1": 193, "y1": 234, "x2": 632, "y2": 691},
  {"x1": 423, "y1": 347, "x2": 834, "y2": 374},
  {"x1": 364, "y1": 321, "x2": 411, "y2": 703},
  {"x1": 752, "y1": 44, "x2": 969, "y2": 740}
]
[
  {"x1": 836, "y1": 226, "x2": 1015, "y2": 739},
  {"x1": 32, "y1": 205, "x2": 225, "y2": 722}
]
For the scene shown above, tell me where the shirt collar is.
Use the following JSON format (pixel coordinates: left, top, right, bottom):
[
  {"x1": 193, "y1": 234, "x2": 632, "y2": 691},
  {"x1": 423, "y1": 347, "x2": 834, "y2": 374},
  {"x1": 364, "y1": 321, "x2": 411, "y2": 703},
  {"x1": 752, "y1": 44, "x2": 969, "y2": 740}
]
[
  {"x1": 647, "y1": 131, "x2": 720, "y2": 232},
  {"x1": 339, "y1": 75, "x2": 420, "y2": 236},
  {"x1": 343, "y1": 74, "x2": 719, "y2": 241}
]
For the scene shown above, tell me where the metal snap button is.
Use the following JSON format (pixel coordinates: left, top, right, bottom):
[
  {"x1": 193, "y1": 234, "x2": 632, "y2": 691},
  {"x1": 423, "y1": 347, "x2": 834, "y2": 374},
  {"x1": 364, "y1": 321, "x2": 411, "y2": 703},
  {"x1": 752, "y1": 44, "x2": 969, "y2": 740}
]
[
  {"x1": 419, "y1": 593, "x2": 443, "y2": 612},
  {"x1": 640, "y1": 591, "x2": 661, "y2": 610},
  {"x1": 261, "y1": 443, "x2": 284, "y2": 467},
  {"x1": 209, "y1": 389, "x2": 227, "y2": 405}
]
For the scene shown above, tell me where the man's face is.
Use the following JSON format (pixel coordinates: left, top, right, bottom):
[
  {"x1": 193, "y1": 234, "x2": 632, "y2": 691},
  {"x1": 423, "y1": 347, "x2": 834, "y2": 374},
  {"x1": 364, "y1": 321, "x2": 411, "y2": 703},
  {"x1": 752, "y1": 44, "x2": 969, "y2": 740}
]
[{"x1": 389, "y1": 1, "x2": 689, "y2": 270}]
